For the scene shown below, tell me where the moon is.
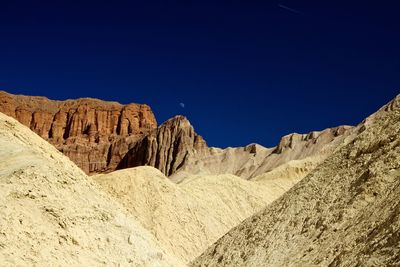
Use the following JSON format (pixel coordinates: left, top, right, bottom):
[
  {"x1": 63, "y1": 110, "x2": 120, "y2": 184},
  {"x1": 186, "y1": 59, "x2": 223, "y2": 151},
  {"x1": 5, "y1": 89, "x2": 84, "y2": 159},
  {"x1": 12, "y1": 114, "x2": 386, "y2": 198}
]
[{"x1": 179, "y1": 102, "x2": 185, "y2": 108}]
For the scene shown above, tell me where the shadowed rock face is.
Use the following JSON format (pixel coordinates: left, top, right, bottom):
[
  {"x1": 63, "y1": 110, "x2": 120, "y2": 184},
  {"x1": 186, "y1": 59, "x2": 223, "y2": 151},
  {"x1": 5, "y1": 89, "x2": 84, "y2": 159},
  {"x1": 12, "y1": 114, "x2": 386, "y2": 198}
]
[
  {"x1": 0, "y1": 91, "x2": 157, "y2": 174},
  {"x1": 117, "y1": 115, "x2": 208, "y2": 176}
]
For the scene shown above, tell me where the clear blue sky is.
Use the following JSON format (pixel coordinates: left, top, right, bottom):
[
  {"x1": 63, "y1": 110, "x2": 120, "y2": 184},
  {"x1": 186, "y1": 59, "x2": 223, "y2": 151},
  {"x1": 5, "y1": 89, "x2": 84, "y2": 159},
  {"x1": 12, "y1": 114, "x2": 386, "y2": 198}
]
[{"x1": 1, "y1": 1, "x2": 399, "y2": 147}]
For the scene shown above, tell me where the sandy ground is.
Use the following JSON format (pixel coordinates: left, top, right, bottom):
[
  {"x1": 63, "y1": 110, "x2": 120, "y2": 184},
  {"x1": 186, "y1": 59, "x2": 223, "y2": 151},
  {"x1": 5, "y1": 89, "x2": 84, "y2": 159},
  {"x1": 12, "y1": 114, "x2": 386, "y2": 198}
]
[{"x1": 0, "y1": 113, "x2": 184, "y2": 266}]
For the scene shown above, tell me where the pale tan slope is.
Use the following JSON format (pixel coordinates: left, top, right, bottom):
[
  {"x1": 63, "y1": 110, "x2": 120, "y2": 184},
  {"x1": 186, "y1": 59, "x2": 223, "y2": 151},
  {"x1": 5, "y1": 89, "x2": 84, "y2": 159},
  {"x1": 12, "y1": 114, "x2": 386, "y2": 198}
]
[
  {"x1": 253, "y1": 156, "x2": 321, "y2": 183},
  {"x1": 170, "y1": 126, "x2": 353, "y2": 182},
  {"x1": 94, "y1": 167, "x2": 280, "y2": 263},
  {"x1": 192, "y1": 95, "x2": 400, "y2": 267},
  {"x1": 0, "y1": 113, "x2": 184, "y2": 267},
  {"x1": 251, "y1": 156, "x2": 323, "y2": 203}
]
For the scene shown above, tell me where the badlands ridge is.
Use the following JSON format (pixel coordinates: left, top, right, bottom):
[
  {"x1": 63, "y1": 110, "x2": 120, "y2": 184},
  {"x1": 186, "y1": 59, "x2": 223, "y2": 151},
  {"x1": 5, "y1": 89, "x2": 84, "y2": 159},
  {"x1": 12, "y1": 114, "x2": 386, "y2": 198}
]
[{"x1": 0, "y1": 91, "x2": 399, "y2": 266}]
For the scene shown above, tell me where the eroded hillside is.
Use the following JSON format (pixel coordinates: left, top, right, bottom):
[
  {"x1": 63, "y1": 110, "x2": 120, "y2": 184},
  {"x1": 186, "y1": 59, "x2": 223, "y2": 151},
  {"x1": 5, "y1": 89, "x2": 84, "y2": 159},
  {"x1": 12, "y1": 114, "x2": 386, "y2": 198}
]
[
  {"x1": 94, "y1": 166, "x2": 289, "y2": 263},
  {"x1": 192, "y1": 95, "x2": 400, "y2": 266},
  {"x1": 0, "y1": 112, "x2": 183, "y2": 266}
]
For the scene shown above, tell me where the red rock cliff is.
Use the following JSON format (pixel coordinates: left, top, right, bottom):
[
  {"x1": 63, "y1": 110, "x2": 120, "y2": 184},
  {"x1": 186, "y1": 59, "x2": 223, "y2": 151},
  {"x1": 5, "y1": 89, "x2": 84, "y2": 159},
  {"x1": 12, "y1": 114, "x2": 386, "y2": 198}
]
[{"x1": 0, "y1": 91, "x2": 157, "y2": 174}]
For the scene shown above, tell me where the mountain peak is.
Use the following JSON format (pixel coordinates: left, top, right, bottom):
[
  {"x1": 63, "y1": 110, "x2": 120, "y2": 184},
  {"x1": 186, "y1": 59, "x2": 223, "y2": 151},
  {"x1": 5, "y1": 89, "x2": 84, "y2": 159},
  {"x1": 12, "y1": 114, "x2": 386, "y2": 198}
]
[{"x1": 118, "y1": 115, "x2": 207, "y2": 176}]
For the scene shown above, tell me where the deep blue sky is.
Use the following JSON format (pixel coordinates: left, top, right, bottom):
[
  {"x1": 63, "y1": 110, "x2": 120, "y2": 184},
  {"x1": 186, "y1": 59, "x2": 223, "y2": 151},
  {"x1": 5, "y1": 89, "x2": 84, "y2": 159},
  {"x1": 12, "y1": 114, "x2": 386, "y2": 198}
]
[{"x1": 0, "y1": 1, "x2": 399, "y2": 148}]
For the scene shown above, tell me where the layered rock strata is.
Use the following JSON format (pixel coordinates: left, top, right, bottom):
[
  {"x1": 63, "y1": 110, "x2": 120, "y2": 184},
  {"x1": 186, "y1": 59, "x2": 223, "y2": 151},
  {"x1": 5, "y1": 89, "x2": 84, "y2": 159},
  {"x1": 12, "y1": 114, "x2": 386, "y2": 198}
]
[{"x1": 0, "y1": 91, "x2": 157, "y2": 174}]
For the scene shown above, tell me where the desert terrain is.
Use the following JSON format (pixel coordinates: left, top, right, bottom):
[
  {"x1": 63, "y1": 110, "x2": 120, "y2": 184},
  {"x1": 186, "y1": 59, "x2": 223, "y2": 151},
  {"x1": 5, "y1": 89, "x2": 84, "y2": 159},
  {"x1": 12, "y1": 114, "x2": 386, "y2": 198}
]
[{"x1": 1, "y1": 91, "x2": 399, "y2": 266}]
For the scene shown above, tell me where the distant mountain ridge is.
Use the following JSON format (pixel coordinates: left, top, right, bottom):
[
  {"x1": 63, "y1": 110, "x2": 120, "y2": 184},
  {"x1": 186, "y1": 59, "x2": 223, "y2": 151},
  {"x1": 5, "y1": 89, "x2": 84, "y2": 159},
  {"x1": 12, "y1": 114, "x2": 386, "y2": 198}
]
[{"x1": 0, "y1": 90, "x2": 353, "y2": 181}]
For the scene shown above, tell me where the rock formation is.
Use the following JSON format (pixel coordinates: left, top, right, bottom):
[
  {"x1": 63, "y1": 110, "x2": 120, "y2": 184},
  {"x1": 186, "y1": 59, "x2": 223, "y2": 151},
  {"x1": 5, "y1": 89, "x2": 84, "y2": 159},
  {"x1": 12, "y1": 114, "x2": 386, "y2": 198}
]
[
  {"x1": 0, "y1": 91, "x2": 157, "y2": 174},
  {"x1": 118, "y1": 114, "x2": 353, "y2": 181},
  {"x1": 0, "y1": 91, "x2": 353, "y2": 181},
  {"x1": 117, "y1": 115, "x2": 208, "y2": 176},
  {"x1": 192, "y1": 95, "x2": 400, "y2": 267},
  {"x1": 168, "y1": 125, "x2": 354, "y2": 182}
]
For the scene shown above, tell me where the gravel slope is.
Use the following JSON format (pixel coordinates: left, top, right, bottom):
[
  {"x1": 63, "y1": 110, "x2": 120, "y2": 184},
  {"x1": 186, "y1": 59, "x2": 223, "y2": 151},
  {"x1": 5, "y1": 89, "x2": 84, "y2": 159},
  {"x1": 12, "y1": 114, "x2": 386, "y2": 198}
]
[{"x1": 192, "y1": 95, "x2": 400, "y2": 267}]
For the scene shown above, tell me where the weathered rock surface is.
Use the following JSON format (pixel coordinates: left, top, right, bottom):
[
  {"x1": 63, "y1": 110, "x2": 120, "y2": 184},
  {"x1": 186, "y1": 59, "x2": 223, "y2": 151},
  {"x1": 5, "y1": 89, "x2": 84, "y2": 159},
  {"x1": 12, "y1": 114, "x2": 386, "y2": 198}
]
[
  {"x1": 118, "y1": 114, "x2": 353, "y2": 180},
  {"x1": 169, "y1": 125, "x2": 354, "y2": 182},
  {"x1": 192, "y1": 95, "x2": 400, "y2": 267},
  {"x1": 0, "y1": 91, "x2": 157, "y2": 174},
  {"x1": 118, "y1": 115, "x2": 208, "y2": 176},
  {"x1": 0, "y1": 91, "x2": 353, "y2": 181}
]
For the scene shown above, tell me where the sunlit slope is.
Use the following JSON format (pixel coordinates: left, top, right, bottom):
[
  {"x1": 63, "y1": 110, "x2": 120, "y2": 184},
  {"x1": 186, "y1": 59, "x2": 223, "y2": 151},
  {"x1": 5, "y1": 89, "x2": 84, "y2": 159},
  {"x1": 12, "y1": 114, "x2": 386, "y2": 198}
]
[
  {"x1": 192, "y1": 96, "x2": 400, "y2": 266},
  {"x1": 95, "y1": 167, "x2": 272, "y2": 263},
  {"x1": 0, "y1": 112, "x2": 184, "y2": 266}
]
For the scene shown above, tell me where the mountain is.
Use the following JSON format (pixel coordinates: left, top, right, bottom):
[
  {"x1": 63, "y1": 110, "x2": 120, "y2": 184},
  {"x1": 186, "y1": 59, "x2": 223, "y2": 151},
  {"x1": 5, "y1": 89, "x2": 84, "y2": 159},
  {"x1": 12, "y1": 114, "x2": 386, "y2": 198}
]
[
  {"x1": 120, "y1": 115, "x2": 353, "y2": 181},
  {"x1": 0, "y1": 94, "x2": 323, "y2": 265},
  {"x1": 2, "y1": 90, "x2": 398, "y2": 266},
  {"x1": 0, "y1": 91, "x2": 206, "y2": 177},
  {"x1": 191, "y1": 95, "x2": 400, "y2": 267},
  {"x1": 91, "y1": 124, "x2": 355, "y2": 264},
  {"x1": 94, "y1": 125, "x2": 351, "y2": 263},
  {"x1": 170, "y1": 125, "x2": 353, "y2": 181},
  {"x1": 0, "y1": 112, "x2": 183, "y2": 266},
  {"x1": 0, "y1": 90, "x2": 157, "y2": 174},
  {"x1": 0, "y1": 91, "x2": 353, "y2": 182},
  {"x1": 117, "y1": 115, "x2": 208, "y2": 176}
]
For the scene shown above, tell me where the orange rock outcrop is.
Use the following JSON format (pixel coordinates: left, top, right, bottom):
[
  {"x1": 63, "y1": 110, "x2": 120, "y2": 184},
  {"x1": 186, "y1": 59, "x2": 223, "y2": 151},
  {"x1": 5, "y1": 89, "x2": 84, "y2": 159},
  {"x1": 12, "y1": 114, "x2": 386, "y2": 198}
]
[{"x1": 0, "y1": 91, "x2": 157, "y2": 174}]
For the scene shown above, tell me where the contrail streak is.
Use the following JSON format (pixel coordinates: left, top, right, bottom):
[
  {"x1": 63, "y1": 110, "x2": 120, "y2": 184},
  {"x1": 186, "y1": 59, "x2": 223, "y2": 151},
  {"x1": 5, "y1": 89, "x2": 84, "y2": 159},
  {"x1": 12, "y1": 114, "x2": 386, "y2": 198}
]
[{"x1": 278, "y1": 4, "x2": 303, "y2": 15}]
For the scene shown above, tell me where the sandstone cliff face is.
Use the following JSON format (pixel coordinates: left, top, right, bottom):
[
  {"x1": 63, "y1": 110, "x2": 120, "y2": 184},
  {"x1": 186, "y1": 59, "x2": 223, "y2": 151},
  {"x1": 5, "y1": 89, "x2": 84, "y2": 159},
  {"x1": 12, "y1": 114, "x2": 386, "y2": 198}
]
[
  {"x1": 0, "y1": 91, "x2": 157, "y2": 174},
  {"x1": 118, "y1": 115, "x2": 208, "y2": 176}
]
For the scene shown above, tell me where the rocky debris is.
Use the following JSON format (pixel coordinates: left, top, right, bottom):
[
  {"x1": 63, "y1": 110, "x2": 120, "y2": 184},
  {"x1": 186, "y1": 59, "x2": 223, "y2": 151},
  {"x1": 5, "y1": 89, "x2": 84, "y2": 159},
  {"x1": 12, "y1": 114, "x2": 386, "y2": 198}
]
[
  {"x1": 117, "y1": 115, "x2": 208, "y2": 176},
  {"x1": 0, "y1": 112, "x2": 183, "y2": 266},
  {"x1": 0, "y1": 91, "x2": 157, "y2": 174},
  {"x1": 191, "y1": 94, "x2": 400, "y2": 267}
]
